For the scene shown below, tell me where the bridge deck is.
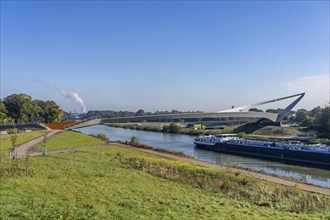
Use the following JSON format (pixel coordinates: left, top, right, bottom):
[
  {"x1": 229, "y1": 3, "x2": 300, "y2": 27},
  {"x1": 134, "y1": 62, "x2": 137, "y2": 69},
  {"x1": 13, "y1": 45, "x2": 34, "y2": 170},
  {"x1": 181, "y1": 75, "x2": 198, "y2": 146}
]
[{"x1": 64, "y1": 112, "x2": 278, "y2": 130}]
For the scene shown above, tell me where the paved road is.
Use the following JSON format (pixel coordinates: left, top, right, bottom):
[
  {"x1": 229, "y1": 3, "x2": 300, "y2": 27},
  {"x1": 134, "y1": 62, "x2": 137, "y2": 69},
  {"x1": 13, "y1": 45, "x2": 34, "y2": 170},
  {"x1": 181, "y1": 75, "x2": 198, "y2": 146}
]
[{"x1": 15, "y1": 130, "x2": 62, "y2": 157}]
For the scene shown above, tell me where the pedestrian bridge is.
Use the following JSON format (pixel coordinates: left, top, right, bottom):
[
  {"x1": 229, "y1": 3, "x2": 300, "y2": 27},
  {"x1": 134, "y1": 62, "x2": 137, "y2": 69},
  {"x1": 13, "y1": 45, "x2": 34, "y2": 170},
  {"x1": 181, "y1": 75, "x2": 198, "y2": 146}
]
[{"x1": 63, "y1": 93, "x2": 305, "y2": 130}]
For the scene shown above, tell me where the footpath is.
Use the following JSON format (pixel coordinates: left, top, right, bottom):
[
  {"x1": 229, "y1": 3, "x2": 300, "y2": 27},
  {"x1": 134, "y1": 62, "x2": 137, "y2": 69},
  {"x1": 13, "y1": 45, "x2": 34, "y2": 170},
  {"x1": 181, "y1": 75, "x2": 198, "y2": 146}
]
[{"x1": 15, "y1": 130, "x2": 62, "y2": 157}]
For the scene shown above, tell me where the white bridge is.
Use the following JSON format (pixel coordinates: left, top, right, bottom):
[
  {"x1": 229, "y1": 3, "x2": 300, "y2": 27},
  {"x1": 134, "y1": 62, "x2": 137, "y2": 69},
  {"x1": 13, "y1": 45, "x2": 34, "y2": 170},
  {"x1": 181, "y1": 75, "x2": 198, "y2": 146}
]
[{"x1": 63, "y1": 93, "x2": 305, "y2": 130}]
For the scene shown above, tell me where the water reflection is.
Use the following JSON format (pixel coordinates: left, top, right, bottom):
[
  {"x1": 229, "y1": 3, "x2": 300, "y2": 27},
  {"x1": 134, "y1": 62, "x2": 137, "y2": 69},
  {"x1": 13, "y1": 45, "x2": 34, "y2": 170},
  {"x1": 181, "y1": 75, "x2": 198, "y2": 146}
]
[{"x1": 75, "y1": 125, "x2": 330, "y2": 188}]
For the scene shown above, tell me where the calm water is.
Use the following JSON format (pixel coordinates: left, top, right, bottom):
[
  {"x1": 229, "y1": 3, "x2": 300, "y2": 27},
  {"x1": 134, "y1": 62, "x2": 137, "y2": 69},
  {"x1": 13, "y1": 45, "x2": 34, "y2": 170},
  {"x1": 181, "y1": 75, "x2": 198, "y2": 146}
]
[{"x1": 75, "y1": 125, "x2": 330, "y2": 188}]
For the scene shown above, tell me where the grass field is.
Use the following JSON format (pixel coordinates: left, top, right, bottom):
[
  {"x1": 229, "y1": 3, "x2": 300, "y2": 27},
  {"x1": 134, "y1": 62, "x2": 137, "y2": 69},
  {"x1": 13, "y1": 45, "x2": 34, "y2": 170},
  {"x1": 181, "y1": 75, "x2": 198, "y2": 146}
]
[
  {"x1": 1, "y1": 141, "x2": 329, "y2": 219},
  {"x1": 0, "y1": 131, "x2": 46, "y2": 150},
  {"x1": 1, "y1": 131, "x2": 329, "y2": 219},
  {"x1": 1, "y1": 147, "x2": 329, "y2": 219},
  {"x1": 33, "y1": 131, "x2": 106, "y2": 152}
]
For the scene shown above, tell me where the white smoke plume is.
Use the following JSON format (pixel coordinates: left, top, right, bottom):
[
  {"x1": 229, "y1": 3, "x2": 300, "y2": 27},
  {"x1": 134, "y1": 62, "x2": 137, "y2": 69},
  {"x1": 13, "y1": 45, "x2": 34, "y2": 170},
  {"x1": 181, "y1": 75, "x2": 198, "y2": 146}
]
[{"x1": 59, "y1": 88, "x2": 87, "y2": 113}]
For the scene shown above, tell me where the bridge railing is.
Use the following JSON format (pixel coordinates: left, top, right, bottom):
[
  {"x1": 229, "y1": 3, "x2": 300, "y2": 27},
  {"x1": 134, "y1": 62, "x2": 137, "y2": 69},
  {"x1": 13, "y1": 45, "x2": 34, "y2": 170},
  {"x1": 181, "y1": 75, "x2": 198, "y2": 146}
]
[{"x1": 63, "y1": 116, "x2": 98, "y2": 130}]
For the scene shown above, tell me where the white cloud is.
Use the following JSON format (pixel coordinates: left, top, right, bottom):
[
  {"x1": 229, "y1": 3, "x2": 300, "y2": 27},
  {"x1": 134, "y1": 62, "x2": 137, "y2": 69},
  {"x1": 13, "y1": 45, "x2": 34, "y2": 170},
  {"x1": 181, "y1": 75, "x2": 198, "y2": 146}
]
[{"x1": 283, "y1": 74, "x2": 329, "y2": 109}]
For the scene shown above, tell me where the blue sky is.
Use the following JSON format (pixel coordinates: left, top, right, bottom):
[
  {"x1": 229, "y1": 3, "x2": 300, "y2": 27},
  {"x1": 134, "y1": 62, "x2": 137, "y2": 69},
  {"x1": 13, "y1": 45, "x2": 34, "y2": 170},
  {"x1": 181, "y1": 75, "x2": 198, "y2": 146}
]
[{"x1": 1, "y1": 1, "x2": 329, "y2": 113}]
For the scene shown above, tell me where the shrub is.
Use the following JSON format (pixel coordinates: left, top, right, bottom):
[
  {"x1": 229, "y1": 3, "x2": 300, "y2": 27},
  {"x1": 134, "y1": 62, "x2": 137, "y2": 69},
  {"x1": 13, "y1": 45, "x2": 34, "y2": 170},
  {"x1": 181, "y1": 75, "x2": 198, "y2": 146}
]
[{"x1": 129, "y1": 135, "x2": 140, "y2": 146}]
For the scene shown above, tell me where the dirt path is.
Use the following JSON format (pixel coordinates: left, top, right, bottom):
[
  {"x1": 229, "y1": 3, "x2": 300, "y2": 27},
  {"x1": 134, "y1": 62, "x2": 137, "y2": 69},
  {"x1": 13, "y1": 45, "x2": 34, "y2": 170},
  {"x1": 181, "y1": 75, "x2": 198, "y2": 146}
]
[
  {"x1": 112, "y1": 143, "x2": 330, "y2": 196},
  {"x1": 15, "y1": 130, "x2": 62, "y2": 157}
]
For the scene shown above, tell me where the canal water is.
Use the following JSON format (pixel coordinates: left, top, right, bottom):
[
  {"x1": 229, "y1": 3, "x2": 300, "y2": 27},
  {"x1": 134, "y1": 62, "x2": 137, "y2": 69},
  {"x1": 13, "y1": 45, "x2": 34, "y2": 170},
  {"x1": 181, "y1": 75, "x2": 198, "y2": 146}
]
[{"x1": 75, "y1": 125, "x2": 330, "y2": 188}]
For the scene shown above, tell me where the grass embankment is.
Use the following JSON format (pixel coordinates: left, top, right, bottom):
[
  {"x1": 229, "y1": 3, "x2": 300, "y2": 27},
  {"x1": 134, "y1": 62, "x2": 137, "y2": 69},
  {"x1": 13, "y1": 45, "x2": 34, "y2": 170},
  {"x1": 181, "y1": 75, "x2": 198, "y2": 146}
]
[
  {"x1": 0, "y1": 131, "x2": 46, "y2": 150},
  {"x1": 1, "y1": 132, "x2": 329, "y2": 219},
  {"x1": 1, "y1": 146, "x2": 329, "y2": 219},
  {"x1": 33, "y1": 131, "x2": 106, "y2": 152}
]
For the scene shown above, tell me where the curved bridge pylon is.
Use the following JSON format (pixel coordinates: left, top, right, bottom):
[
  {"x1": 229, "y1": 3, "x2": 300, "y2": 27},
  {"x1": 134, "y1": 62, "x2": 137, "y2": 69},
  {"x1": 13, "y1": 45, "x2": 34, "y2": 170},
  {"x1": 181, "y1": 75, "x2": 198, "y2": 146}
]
[
  {"x1": 63, "y1": 93, "x2": 305, "y2": 130},
  {"x1": 219, "y1": 93, "x2": 305, "y2": 123}
]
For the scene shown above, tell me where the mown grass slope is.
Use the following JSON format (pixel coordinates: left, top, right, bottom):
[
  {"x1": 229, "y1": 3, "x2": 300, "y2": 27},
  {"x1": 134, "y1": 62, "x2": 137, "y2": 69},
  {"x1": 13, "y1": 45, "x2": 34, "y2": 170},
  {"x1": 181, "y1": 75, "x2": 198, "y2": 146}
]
[
  {"x1": 0, "y1": 131, "x2": 45, "y2": 150},
  {"x1": 1, "y1": 145, "x2": 329, "y2": 219},
  {"x1": 33, "y1": 131, "x2": 106, "y2": 152}
]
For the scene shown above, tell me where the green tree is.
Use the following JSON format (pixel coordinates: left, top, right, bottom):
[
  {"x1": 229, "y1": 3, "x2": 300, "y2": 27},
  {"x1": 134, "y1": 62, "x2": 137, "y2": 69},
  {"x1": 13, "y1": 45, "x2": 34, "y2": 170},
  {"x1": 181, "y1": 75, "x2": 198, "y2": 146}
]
[
  {"x1": 309, "y1": 106, "x2": 322, "y2": 118},
  {"x1": 9, "y1": 128, "x2": 18, "y2": 158},
  {"x1": 168, "y1": 123, "x2": 181, "y2": 133},
  {"x1": 0, "y1": 99, "x2": 8, "y2": 114},
  {"x1": 136, "y1": 109, "x2": 145, "y2": 116},
  {"x1": 301, "y1": 116, "x2": 313, "y2": 127},
  {"x1": 162, "y1": 125, "x2": 169, "y2": 132},
  {"x1": 24, "y1": 100, "x2": 44, "y2": 122},
  {"x1": 265, "y1": 108, "x2": 283, "y2": 114},
  {"x1": 0, "y1": 99, "x2": 10, "y2": 123},
  {"x1": 2, "y1": 94, "x2": 63, "y2": 123},
  {"x1": 9, "y1": 129, "x2": 18, "y2": 147},
  {"x1": 294, "y1": 109, "x2": 308, "y2": 123},
  {"x1": 43, "y1": 101, "x2": 63, "y2": 122},
  {"x1": 3, "y1": 93, "x2": 32, "y2": 123},
  {"x1": 314, "y1": 107, "x2": 330, "y2": 138},
  {"x1": 265, "y1": 109, "x2": 278, "y2": 113},
  {"x1": 248, "y1": 108, "x2": 263, "y2": 112}
]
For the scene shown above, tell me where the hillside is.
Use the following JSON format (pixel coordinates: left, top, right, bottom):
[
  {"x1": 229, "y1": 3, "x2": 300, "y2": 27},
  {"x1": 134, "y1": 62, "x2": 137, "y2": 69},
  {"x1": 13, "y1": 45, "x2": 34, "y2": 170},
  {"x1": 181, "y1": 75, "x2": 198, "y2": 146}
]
[{"x1": 0, "y1": 142, "x2": 329, "y2": 219}]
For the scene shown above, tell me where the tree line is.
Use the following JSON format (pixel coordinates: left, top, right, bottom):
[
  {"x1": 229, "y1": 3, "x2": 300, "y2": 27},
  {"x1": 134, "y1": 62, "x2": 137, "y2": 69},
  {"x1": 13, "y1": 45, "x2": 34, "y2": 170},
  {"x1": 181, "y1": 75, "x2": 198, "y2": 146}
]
[
  {"x1": 86, "y1": 109, "x2": 202, "y2": 118},
  {"x1": 249, "y1": 106, "x2": 329, "y2": 137},
  {"x1": 0, "y1": 93, "x2": 63, "y2": 123},
  {"x1": 1, "y1": 93, "x2": 328, "y2": 137}
]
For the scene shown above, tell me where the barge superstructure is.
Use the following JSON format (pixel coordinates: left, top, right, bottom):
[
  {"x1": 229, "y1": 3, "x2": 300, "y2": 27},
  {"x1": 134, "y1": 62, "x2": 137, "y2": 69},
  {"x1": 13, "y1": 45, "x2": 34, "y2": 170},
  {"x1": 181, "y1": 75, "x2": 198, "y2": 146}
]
[{"x1": 194, "y1": 134, "x2": 330, "y2": 168}]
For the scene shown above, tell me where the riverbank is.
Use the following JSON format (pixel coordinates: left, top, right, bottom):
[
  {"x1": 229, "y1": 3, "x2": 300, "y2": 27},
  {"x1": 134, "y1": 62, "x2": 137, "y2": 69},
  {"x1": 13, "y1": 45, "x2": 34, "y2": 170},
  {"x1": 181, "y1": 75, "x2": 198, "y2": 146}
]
[
  {"x1": 13, "y1": 135, "x2": 330, "y2": 195},
  {"x1": 1, "y1": 147, "x2": 329, "y2": 219},
  {"x1": 1, "y1": 131, "x2": 329, "y2": 219},
  {"x1": 76, "y1": 125, "x2": 330, "y2": 187},
  {"x1": 113, "y1": 143, "x2": 330, "y2": 195},
  {"x1": 107, "y1": 122, "x2": 329, "y2": 144}
]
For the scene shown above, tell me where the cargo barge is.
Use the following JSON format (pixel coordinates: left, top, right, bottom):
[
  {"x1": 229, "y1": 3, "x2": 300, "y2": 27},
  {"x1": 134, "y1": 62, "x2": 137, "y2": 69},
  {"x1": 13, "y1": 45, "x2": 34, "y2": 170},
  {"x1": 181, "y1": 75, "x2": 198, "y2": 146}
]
[{"x1": 194, "y1": 134, "x2": 330, "y2": 169}]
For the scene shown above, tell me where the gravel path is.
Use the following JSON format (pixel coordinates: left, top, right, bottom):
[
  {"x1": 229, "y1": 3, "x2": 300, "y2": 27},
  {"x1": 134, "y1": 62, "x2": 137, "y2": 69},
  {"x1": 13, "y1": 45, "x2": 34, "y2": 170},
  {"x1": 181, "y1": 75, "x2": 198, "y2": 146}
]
[{"x1": 15, "y1": 130, "x2": 62, "y2": 157}]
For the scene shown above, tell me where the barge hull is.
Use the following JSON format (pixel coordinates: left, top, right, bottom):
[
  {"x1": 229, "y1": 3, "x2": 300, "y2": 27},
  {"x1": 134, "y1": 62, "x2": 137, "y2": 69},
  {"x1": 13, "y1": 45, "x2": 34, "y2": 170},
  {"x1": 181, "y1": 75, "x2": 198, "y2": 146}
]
[{"x1": 195, "y1": 143, "x2": 330, "y2": 169}]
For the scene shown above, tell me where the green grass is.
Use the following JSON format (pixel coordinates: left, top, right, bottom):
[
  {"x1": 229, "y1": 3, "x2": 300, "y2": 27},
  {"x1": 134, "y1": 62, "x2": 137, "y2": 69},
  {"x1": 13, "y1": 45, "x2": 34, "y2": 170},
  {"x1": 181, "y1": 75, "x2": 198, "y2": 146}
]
[
  {"x1": 1, "y1": 148, "x2": 329, "y2": 219},
  {"x1": 0, "y1": 131, "x2": 45, "y2": 150},
  {"x1": 252, "y1": 126, "x2": 300, "y2": 136},
  {"x1": 33, "y1": 131, "x2": 106, "y2": 152},
  {"x1": 1, "y1": 130, "x2": 329, "y2": 219},
  {"x1": 87, "y1": 146, "x2": 330, "y2": 214}
]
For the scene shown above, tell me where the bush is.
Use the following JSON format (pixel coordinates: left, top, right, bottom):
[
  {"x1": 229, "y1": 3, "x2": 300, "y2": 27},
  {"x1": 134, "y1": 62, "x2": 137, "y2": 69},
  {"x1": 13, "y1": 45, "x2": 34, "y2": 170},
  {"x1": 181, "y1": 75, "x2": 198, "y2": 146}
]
[
  {"x1": 90, "y1": 133, "x2": 109, "y2": 142},
  {"x1": 168, "y1": 123, "x2": 181, "y2": 133},
  {"x1": 129, "y1": 135, "x2": 140, "y2": 146}
]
